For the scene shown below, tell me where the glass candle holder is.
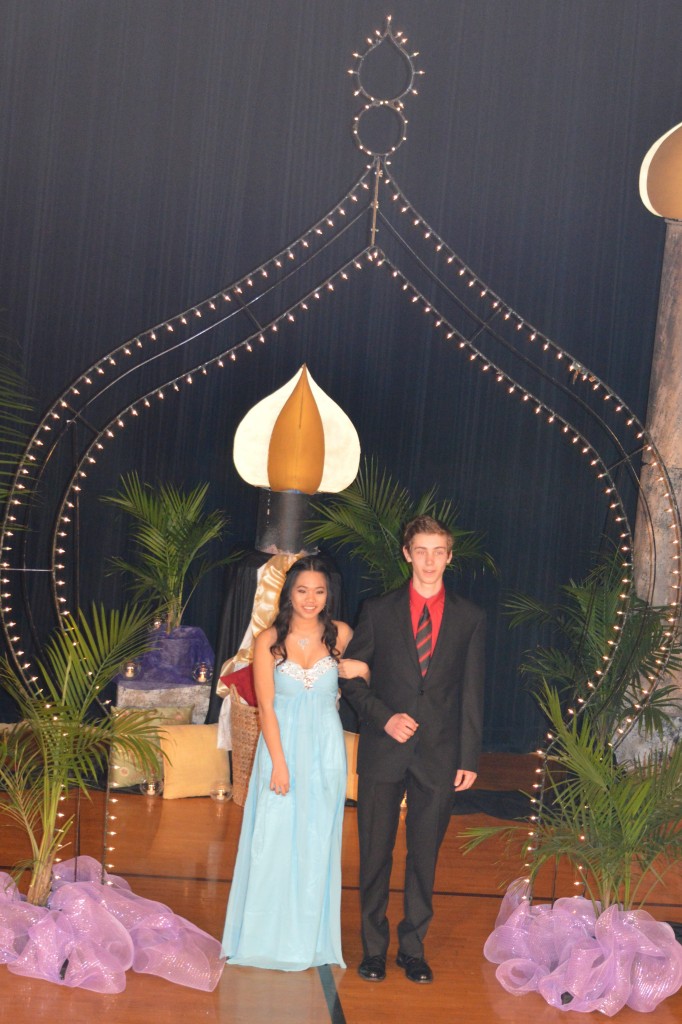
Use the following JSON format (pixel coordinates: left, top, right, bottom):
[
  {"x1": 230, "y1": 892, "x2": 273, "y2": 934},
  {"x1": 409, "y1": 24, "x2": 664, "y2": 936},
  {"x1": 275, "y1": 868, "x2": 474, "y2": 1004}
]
[
  {"x1": 193, "y1": 661, "x2": 212, "y2": 684},
  {"x1": 139, "y1": 778, "x2": 164, "y2": 797},
  {"x1": 209, "y1": 779, "x2": 231, "y2": 802}
]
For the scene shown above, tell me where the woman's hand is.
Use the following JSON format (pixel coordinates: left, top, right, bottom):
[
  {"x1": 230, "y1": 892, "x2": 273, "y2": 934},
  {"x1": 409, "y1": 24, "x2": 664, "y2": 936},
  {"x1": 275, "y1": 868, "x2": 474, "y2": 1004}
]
[
  {"x1": 270, "y1": 761, "x2": 290, "y2": 796},
  {"x1": 338, "y1": 658, "x2": 370, "y2": 682}
]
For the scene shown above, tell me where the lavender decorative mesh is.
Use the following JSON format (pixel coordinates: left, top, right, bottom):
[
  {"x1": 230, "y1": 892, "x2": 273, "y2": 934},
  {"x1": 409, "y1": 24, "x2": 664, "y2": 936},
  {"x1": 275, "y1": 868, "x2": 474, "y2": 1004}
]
[
  {"x1": 0, "y1": 857, "x2": 224, "y2": 993},
  {"x1": 484, "y1": 878, "x2": 682, "y2": 1015}
]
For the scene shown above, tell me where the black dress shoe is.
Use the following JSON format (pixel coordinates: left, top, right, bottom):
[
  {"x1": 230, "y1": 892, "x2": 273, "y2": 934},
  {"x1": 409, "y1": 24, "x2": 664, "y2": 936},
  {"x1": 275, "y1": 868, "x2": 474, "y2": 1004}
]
[
  {"x1": 358, "y1": 955, "x2": 386, "y2": 981},
  {"x1": 396, "y1": 951, "x2": 433, "y2": 983}
]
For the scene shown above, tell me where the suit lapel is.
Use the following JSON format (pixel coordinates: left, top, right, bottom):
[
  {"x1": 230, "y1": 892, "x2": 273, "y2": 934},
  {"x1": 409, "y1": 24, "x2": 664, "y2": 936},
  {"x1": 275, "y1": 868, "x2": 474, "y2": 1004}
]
[{"x1": 394, "y1": 586, "x2": 421, "y2": 676}]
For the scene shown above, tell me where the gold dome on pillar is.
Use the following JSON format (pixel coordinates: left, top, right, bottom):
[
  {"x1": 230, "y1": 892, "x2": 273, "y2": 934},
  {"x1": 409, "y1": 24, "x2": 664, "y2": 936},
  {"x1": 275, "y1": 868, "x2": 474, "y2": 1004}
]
[
  {"x1": 267, "y1": 367, "x2": 325, "y2": 493},
  {"x1": 233, "y1": 365, "x2": 360, "y2": 493},
  {"x1": 640, "y1": 121, "x2": 682, "y2": 219}
]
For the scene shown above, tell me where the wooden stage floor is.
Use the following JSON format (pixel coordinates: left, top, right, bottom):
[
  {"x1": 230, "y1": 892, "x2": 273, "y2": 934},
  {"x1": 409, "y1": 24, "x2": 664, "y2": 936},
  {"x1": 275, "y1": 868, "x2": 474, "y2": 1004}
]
[{"x1": 2, "y1": 753, "x2": 682, "y2": 1023}]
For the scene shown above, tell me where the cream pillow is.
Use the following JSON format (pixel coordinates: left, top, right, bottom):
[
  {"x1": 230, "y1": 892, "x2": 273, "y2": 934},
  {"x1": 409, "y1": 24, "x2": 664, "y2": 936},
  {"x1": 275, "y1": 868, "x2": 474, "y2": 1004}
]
[{"x1": 159, "y1": 723, "x2": 230, "y2": 799}]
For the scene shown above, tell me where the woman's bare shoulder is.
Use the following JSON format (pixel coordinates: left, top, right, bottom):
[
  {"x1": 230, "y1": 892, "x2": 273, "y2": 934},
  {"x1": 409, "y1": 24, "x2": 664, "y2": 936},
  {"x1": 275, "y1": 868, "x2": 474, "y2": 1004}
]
[{"x1": 255, "y1": 626, "x2": 277, "y2": 650}]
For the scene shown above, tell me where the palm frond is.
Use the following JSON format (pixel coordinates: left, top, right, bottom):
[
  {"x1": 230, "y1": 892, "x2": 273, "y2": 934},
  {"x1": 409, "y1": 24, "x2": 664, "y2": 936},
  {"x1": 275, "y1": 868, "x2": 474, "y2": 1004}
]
[
  {"x1": 505, "y1": 546, "x2": 682, "y2": 742},
  {"x1": 0, "y1": 343, "x2": 33, "y2": 511},
  {"x1": 307, "y1": 455, "x2": 495, "y2": 593},
  {"x1": 503, "y1": 592, "x2": 558, "y2": 628}
]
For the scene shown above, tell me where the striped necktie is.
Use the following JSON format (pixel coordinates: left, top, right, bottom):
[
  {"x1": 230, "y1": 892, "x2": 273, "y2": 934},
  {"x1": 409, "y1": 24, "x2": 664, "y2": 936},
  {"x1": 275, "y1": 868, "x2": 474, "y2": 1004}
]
[{"x1": 416, "y1": 603, "x2": 432, "y2": 677}]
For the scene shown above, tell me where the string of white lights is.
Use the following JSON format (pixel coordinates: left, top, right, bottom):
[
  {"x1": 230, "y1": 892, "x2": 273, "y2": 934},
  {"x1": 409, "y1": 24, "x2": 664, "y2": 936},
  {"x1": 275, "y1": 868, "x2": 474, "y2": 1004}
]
[
  {"x1": 0, "y1": 173, "x2": 379, "y2": 667},
  {"x1": 2, "y1": 24, "x2": 679, "y2": 883},
  {"x1": 380, "y1": 167, "x2": 662, "y2": 446},
  {"x1": 348, "y1": 15, "x2": 424, "y2": 159},
  {"x1": 372, "y1": 203, "x2": 677, "y2": 598},
  {"x1": 45, "y1": 242, "x2": 670, "y2": 755},
  {"x1": 4, "y1": 213, "x2": 678, "y2": 725}
]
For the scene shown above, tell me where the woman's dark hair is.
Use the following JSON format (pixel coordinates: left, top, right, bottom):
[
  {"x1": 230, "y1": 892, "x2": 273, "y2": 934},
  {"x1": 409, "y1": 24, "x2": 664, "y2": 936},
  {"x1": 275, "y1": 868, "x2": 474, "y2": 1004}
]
[{"x1": 270, "y1": 555, "x2": 339, "y2": 664}]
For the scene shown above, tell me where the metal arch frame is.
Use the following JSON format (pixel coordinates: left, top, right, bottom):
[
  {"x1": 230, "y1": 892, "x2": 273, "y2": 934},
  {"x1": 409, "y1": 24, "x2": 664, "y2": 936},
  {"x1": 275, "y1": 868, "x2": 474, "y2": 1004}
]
[{"x1": 2, "y1": 18, "x2": 679, "y2": 757}]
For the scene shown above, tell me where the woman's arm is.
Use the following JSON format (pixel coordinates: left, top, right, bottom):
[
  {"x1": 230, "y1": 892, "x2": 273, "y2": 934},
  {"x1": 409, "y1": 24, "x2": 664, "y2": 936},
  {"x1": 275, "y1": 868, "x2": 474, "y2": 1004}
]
[
  {"x1": 339, "y1": 605, "x2": 395, "y2": 733},
  {"x1": 338, "y1": 658, "x2": 370, "y2": 681},
  {"x1": 334, "y1": 620, "x2": 353, "y2": 657},
  {"x1": 253, "y1": 629, "x2": 289, "y2": 795}
]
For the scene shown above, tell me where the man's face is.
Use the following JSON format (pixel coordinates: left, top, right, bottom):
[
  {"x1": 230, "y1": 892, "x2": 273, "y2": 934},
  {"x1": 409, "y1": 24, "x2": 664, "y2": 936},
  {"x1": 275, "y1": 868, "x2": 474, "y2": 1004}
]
[{"x1": 403, "y1": 532, "x2": 452, "y2": 592}]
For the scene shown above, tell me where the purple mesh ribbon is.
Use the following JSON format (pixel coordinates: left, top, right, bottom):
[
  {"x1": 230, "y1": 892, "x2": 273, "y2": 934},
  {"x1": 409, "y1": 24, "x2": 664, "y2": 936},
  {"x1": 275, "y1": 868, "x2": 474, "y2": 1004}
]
[
  {"x1": 484, "y1": 878, "x2": 682, "y2": 1015},
  {"x1": 0, "y1": 857, "x2": 224, "y2": 993}
]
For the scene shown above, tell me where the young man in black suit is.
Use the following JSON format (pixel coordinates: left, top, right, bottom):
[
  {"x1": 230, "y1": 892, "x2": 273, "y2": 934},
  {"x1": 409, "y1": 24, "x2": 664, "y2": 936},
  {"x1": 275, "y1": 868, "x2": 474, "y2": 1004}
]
[{"x1": 338, "y1": 515, "x2": 485, "y2": 984}]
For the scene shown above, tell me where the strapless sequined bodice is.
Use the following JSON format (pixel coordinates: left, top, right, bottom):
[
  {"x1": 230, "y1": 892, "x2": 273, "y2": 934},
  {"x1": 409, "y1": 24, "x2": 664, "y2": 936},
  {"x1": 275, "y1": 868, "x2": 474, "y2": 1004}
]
[{"x1": 274, "y1": 655, "x2": 338, "y2": 698}]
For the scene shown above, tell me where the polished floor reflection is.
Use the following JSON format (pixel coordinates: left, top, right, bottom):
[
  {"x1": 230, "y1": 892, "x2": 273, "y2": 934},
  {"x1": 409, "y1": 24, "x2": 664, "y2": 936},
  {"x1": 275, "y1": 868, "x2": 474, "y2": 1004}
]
[{"x1": 1, "y1": 754, "x2": 681, "y2": 1023}]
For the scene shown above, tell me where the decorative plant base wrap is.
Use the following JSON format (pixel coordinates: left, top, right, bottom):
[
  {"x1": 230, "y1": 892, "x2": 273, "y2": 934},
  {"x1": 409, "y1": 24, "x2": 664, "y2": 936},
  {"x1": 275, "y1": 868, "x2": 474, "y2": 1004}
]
[
  {"x1": 484, "y1": 879, "x2": 682, "y2": 1015},
  {"x1": 0, "y1": 856, "x2": 224, "y2": 993}
]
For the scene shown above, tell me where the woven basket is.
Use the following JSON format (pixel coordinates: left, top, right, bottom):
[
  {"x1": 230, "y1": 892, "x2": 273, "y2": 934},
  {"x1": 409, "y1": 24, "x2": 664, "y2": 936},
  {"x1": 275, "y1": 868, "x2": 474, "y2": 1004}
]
[{"x1": 229, "y1": 685, "x2": 261, "y2": 807}]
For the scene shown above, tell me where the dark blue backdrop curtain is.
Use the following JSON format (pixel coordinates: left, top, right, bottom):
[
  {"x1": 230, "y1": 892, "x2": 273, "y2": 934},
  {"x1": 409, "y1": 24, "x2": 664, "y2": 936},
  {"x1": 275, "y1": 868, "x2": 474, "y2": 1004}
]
[{"x1": 2, "y1": 0, "x2": 681, "y2": 750}]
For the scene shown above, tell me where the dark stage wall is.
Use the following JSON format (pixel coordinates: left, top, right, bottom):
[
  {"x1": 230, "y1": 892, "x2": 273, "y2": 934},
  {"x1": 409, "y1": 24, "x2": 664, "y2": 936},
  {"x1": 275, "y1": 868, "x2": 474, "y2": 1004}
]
[{"x1": 1, "y1": 1, "x2": 681, "y2": 750}]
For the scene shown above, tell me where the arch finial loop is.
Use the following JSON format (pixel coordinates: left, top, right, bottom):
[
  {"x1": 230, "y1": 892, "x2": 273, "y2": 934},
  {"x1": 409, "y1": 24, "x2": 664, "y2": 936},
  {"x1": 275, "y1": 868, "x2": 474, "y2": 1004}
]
[{"x1": 348, "y1": 15, "x2": 423, "y2": 158}]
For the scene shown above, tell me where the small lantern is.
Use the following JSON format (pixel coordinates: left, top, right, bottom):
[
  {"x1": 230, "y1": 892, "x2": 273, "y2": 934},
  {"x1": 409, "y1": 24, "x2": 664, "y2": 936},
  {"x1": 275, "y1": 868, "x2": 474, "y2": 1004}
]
[{"x1": 193, "y1": 661, "x2": 212, "y2": 684}]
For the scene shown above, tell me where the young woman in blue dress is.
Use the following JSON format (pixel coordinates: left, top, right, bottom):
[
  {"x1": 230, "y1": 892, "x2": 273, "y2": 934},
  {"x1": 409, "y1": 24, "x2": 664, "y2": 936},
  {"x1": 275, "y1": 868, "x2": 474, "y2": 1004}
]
[{"x1": 222, "y1": 555, "x2": 367, "y2": 971}]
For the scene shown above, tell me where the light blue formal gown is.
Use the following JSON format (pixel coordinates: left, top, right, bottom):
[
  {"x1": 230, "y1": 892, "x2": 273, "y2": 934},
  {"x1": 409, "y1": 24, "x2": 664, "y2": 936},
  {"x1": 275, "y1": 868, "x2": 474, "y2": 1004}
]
[{"x1": 222, "y1": 655, "x2": 347, "y2": 970}]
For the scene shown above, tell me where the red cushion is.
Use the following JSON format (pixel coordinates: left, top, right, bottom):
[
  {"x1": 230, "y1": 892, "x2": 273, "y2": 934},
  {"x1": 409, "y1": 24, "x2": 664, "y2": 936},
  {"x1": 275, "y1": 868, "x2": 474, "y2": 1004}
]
[{"x1": 220, "y1": 663, "x2": 257, "y2": 706}]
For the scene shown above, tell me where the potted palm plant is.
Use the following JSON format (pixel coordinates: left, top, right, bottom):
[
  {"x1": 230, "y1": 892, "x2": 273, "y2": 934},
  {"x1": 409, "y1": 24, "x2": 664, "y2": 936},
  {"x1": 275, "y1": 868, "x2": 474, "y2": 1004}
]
[
  {"x1": 460, "y1": 549, "x2": 682, "y2": 1013},
  {"x1": 1, "y1": 360, "x2": 160, "y2": 901},
  {"x1": 461, "y1": 683, "x2": 682, "y2": 1012},
  {"x1": 306, "y1": 455, "x2": 495, "y2": 593},
  {"x1": 462, "y1": 683, "x2": 682, "y2": 912},
  {"x1": 0, "y1": 359, "x2": 225, "y2": 993},
  {"x1": 0, "y1": 603, "x2": 161, "y2": 906},
  {"x1": 103, "y1": 472, "x2": 232, "y2": 634}
]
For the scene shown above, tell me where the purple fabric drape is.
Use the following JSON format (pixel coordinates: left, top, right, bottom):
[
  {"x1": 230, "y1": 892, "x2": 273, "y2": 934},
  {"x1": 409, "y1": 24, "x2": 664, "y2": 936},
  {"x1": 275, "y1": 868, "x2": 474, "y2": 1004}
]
[
  {"x1": 484, "y1": 878, "x2": 682, "y2": 1015},
  {"x1": 0, "y1": 856, "x2": 224, "y2": 993}
]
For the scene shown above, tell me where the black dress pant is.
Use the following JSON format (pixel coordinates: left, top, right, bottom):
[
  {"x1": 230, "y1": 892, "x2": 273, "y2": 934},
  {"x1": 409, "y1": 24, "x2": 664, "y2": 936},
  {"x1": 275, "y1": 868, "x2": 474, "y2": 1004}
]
[{"x1": 357, "y1": 764, "x2": 454, "y2": 958}]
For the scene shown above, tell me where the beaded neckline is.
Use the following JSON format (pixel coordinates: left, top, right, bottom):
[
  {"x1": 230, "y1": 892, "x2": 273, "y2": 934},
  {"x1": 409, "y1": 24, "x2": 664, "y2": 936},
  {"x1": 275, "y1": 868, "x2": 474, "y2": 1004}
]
[{"x1": 278, "y1": 655, "x2": 336, "y2": 689}]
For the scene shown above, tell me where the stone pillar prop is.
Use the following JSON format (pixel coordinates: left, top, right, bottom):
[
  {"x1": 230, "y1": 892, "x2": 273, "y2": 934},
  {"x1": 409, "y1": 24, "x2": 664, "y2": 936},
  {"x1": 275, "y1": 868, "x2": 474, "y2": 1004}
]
[
  {"x1": 632, "y1": 219, "x2": 682, "y2": 610},
  {"x1": 635, "y1": 124, "x2": 682, "y2": 610},
  {"x1": 624, "y1": 122, "x2": 682, "y2": 759}
]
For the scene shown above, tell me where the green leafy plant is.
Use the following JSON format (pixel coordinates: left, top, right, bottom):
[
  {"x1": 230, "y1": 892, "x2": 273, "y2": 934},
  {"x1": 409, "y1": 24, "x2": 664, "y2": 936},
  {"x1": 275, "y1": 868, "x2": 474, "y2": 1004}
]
[
  {"x1": 0, "y1": 342, "x2": 33, "y2": 514},
  {"x1": 103, "y1": 472, "x2": 234, "y2": 633},
  {"x1": 461, "y1": 683, "x2": 682, "y2": 912},
  {"x1": 504, "y1": 548, "x2": 682, "y2": 745},
  {"x1": 307, "y1": 456, "x2": 495, "y2": 593},
  {"x1": 0, "y1": 604, "x2": 161, "y2": 906}
]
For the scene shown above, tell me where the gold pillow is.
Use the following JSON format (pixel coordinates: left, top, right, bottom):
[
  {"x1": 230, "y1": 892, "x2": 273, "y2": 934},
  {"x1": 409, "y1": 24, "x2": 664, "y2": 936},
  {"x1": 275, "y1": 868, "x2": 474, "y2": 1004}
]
[
  {"x1": 158, "y1": 723, "x2": 230, "y2": 799},
  {"x1": 108, "y1": 704, "x2": 194, "y2": 789}
]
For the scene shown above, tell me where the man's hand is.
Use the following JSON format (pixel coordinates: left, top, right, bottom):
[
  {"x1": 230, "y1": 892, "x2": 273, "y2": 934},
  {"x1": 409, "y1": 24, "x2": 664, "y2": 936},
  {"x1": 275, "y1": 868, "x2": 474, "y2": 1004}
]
[
  {"x1": 454, "y1": 769, "x2": 477, "y2": 791},
  {"x1": 385, "y1": 713, "x2": 419, "y2": 743}
]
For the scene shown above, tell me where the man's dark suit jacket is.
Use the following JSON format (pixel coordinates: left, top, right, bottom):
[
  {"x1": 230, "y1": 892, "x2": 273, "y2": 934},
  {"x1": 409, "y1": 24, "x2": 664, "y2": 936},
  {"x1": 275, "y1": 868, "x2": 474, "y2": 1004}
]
[{"x1": 341, "y1": 584, "x2": 485, "y2": 788}]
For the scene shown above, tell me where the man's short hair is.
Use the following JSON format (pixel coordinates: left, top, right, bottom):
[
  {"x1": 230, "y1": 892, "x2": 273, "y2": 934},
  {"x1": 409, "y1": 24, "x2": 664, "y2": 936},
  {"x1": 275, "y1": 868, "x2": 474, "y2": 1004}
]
[{"x1": 402, "y1": 515, "x2": 454, "y2": 553}]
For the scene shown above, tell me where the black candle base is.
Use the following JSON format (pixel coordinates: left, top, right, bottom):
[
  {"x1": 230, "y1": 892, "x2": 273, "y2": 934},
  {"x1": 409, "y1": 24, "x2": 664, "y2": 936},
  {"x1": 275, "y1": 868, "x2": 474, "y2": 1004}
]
[{"x1": 255, "y1": 489, "x2": 318, "y2": 555}]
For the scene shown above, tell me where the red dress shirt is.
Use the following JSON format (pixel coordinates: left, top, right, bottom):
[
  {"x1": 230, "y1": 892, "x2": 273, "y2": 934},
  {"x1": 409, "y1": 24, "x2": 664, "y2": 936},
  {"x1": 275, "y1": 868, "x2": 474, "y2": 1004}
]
[{"x1": 409, "y1": 581, "x2": 445, "y2": 652}]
